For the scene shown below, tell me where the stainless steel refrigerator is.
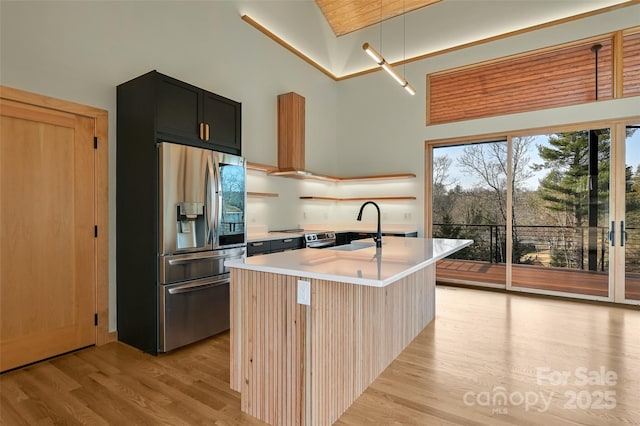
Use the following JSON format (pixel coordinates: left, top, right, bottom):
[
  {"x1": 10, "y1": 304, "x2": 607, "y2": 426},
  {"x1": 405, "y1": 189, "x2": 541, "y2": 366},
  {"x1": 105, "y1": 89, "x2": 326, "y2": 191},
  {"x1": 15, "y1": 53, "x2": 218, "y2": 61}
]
[{"x1": 157, "y1": 142, "x2": 246, "y2": 352}]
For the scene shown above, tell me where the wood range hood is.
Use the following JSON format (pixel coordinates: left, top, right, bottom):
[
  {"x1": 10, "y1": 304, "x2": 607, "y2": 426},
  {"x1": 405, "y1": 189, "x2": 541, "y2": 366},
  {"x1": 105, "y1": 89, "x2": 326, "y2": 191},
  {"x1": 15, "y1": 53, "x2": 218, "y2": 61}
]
[{"x1": 268, "y1": 91, "x2": 324, "y2": 179}]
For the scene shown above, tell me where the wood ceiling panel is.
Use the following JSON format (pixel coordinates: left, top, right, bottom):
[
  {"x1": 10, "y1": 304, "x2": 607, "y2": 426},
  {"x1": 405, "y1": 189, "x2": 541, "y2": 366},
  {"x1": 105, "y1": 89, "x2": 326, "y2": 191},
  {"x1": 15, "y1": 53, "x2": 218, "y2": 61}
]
[{"x1": 316, "y1": 0, "x2": 441, "y2": 36}]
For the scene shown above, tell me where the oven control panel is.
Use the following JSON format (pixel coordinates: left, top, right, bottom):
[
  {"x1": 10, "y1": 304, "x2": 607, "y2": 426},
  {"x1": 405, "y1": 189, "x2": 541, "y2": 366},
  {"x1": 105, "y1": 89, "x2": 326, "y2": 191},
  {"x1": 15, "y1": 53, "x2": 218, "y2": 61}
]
[{"x1": 305, "y1": 232, "x2": 336, "y2": 248}]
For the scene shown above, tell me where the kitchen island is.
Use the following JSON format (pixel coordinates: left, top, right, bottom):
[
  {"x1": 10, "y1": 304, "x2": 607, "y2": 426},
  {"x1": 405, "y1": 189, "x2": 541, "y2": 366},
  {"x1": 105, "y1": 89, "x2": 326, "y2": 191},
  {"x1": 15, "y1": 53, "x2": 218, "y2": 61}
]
[{"x1": 226, "y1": 237, "x2": 472, "y2": 426}]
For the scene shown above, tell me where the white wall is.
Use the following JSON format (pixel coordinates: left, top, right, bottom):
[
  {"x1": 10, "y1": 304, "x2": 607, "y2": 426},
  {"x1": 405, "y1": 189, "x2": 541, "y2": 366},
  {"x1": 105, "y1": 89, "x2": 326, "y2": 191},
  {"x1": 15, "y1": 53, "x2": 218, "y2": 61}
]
[
  {"x1": 0, "y1": 0, "x2": 339, "y2": 332},
  {"x1": 1, "y1": 1, "x2": 639, "y2": 332}
]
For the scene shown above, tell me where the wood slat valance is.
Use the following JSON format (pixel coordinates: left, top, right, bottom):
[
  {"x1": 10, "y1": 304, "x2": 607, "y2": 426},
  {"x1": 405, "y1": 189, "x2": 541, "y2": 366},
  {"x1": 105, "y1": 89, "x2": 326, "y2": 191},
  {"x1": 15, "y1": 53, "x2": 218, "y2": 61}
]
[
  {"x1": 427, "y1": 39, "x2": 613, "y2": 125},
  {"x1": 623, "y1": 31, "x2": 640, "y2": 96}
]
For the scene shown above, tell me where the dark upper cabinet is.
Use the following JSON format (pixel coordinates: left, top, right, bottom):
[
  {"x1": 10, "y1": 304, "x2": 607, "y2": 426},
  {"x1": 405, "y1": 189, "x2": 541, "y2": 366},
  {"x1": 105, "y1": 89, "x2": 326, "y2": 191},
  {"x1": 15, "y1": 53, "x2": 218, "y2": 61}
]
[
  {"x1": 156, "y1": 75, "x2": 202, "y2": 142},
  {"x1": 203, "y1": 91, "x2": 241, "y2": 154},
  {"x1": 123, "y1": 70, "x2": 241, "y2": 155}
]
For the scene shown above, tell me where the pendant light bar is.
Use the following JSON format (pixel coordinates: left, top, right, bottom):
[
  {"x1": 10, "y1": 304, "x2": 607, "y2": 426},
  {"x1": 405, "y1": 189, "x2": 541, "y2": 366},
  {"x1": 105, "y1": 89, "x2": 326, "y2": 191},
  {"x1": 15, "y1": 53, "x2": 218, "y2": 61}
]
[{"x1": 363, "y1": 43, "x2": 415, "y2": 95}]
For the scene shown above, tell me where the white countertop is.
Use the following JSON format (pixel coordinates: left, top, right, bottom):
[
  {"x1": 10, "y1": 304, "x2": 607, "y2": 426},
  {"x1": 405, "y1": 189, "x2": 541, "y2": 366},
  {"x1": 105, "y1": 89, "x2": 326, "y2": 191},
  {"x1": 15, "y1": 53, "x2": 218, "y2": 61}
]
[{"x1": 226, "y1": 237, "x2": 472, "y2": 287}]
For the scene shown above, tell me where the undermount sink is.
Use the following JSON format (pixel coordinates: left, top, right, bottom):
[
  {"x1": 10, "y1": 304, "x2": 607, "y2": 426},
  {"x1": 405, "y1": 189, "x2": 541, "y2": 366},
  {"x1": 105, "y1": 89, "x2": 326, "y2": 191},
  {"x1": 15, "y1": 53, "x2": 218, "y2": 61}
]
[{"x1": 328, "y1": 241, "x2": 376, "y2": 251}]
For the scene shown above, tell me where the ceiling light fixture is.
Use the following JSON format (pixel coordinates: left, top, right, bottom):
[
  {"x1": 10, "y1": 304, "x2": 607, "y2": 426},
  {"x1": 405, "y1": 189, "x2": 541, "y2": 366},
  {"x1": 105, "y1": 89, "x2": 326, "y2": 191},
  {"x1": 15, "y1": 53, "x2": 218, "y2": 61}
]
[
  {"x1": 362, "y1": 43, "x2": 415, "y2": 95},
  {"x1": 362, "y1": 1, "x2": 415, "y2": 95}
]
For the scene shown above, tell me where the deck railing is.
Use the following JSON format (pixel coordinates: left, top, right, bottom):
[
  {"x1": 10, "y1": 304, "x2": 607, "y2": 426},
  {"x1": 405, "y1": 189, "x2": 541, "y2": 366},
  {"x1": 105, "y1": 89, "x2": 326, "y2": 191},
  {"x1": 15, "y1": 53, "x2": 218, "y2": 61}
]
[{"x1": 432, "y1": 223, "x2": 640, "y2": 273}]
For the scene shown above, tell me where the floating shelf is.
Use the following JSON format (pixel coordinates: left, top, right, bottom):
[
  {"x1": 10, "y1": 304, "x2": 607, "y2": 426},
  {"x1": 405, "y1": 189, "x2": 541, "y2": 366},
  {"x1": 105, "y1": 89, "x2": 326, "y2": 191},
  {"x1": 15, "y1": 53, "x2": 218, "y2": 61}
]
[
  {"x1": 300, "y1": 196, "x2": 416, "y2": 201},
  {"x1": 247, "y1": 162, "x2": 279, "y2": 173},
  {"x1": 268, "y1": 168, "x2": 338, "y2": 182},
  {"x1": 247, "y1": 162, "x2": 415, "y2": 182},
  {"x1": 248, "y1": 191, "x2": 279, "y2": 198},
  {"x1": 338, "y1": 173, "x2": 416, "y2": 182}
]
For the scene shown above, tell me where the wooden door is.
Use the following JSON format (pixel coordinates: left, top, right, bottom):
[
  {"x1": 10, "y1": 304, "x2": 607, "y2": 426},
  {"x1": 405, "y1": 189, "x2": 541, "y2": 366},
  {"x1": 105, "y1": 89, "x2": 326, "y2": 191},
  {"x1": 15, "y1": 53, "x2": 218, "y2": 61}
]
[{"x1": 0, "y1": 98, "x2": 96, "y2": 371}]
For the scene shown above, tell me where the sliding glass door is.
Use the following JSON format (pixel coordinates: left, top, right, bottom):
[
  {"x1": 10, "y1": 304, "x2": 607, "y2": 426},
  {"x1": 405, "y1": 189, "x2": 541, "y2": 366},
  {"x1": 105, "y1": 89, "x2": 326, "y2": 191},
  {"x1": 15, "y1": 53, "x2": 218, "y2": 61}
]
[
  {"x1": 429, "y1": 120, "x2": 639, "y2": 304},
  {"x1": 510, "y1": 129, "x2": 610, "y2": 297},
  {"x1": 431, "y1": 141, "x2": 507, "y2": 287}
]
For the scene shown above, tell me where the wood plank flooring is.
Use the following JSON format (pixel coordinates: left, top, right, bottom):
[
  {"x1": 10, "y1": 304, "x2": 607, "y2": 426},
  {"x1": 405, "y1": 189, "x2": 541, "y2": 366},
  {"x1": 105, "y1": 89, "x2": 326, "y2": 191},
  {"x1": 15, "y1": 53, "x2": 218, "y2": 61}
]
[{"x1": 2, "y1": 286, "x2": 639, "y2": 425}]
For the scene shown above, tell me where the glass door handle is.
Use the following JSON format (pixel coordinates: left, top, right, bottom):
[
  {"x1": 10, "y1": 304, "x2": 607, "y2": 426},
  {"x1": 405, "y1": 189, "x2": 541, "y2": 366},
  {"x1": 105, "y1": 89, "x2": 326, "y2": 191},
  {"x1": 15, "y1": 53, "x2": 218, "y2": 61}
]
[
  {"x1": 608, "y1": 221, "x2": 615, "y2": 246},
  {"x1": 621, "y1": 221, "x2": 627, "y2": 247}
]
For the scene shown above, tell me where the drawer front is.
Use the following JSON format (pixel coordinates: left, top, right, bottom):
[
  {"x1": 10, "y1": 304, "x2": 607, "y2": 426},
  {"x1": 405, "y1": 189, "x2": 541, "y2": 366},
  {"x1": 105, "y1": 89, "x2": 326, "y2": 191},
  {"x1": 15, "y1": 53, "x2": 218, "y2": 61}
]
[
  {"x1": 350, "y1": 232, "x2": 371, "y2": 241},
  {"x1": 271, "y1": 237, "x2": 304, "y2": 252},
  {"x1": 159, "y1": 276, "x2": 230, "y2": 352},
  {"x1": 247, "y1": 240, "x2": 271, "y2": 256},
  {"x1": 159, "y1": 248, "x2": 245, "y2": 284}
]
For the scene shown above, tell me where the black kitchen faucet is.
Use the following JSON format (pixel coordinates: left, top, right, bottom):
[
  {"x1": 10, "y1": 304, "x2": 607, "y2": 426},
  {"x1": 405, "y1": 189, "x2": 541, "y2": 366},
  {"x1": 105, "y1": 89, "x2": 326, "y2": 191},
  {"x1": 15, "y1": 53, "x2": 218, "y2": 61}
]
[{"x1": 356, "y1": 201, "x2": 382, "y2": 248}]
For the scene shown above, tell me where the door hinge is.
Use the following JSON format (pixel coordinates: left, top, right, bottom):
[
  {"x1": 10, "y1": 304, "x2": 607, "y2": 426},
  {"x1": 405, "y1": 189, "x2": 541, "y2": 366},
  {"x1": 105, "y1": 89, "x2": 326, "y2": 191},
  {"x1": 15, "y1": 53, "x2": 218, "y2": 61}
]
[
  {"x1": 94, "y1": 313, "x2": 98, "y2": 326},
  {"x1": 94, "y1": 225, "x2": 98, "y2": 237},
  {"x1": 94, "y1": 137, "x2": 98, "y2": 149}
]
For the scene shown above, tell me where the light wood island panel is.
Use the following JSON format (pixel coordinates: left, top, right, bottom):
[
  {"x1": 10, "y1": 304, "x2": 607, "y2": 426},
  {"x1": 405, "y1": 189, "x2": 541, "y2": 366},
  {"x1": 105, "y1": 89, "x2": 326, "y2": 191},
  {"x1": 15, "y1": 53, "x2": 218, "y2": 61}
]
[{"x1": 230, "y1": 264, "x2": 435, "y2": 425}]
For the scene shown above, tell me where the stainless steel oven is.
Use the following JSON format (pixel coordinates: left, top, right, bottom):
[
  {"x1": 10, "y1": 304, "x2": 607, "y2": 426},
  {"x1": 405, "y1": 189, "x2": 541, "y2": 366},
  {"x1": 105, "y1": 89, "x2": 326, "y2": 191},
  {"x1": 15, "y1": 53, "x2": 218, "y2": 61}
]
[{"x1": 304, "y1": 231, "x2": 336, "y2": 248}]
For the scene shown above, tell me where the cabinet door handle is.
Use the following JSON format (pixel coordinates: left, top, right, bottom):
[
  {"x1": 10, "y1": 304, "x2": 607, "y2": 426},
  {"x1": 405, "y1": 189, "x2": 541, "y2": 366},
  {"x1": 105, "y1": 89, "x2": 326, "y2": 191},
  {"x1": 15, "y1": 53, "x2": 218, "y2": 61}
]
[
  {"x1": 283, "y1": 238, "x2": 293, "y2": 243},
  {"x1": 252, "y1": 242, "x2": 264, "y2": 247},
  {"x1": 205, "y1": 123, "x2": 210, "y2": 141},
  {"x1": 199, "y1": 123, "x2": 205, "y2": 140}
]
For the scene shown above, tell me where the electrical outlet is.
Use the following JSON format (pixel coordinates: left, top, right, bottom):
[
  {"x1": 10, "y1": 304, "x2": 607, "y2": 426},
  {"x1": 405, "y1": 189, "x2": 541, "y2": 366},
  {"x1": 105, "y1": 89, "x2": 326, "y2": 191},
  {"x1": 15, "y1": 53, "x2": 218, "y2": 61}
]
[
  {"x1": 404, "y1": 212, "x2": 412, "y2": 220},
  {"x1": 297, "y1": 280, "x2": 311, "y2": 305}
]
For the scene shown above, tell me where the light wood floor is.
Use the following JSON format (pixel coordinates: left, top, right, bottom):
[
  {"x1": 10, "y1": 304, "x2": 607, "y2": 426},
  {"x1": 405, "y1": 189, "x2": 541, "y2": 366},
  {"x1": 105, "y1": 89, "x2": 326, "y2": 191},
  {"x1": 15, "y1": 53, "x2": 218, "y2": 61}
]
[{"x1": 2, "y1": 286, "x2": 639, "y2": 425}]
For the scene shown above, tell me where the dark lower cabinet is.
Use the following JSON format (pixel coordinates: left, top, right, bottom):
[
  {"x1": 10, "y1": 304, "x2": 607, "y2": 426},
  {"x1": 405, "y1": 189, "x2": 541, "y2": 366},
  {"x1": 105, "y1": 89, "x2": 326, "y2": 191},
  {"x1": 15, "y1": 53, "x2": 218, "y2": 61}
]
[
  {"x1": 247, "y1": 237, "x2": 304, "y2": 256},
  {"x1": 247, "y1": 240, "x2": 271, "y2": 256},
  {"x1": 350, "y1": 232, "x2": 371, "y2": 242},
  {"x1": 120, "y1": 70, "x2": 241, "y2": 155},
  {"x1": 335, "y1": 231, "x2": 418, "y2": 246},
  {"x1": 335, "y1": 232, "x2": 351, "y2": 246},
  {"x1": 270, "y1": 237, "x2": 304, "y2": 252}
]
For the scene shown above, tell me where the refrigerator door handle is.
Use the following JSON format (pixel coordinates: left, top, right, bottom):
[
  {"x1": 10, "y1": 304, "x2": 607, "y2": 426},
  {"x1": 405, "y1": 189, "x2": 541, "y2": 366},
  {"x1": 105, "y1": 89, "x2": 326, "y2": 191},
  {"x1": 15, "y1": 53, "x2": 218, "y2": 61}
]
[
  {"x1": 167, "y1": 252, "x2": 244, "y2": 265},
  {"x1": 204, "y1": 155, "x2": 211, "y2": 245},
  {"x1": 206, "y1": 155, "x2": 216, "y2": 245},
  {"x1": 168, "y1": 255, "x2": 225, "y2": 265},
  {"x1": 213, "y1": 154, "x2": 221, "y2": 245},
  {"x1": 167, "y1": 276, "x2": 229, "y2": 295}
]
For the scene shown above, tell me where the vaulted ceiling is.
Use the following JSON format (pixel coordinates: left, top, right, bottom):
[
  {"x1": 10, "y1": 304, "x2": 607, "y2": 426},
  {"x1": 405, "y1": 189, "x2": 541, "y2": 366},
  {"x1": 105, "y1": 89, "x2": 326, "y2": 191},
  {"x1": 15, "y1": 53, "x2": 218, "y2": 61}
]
[
  {"x1": 315, "y1": 0, "x2": 441, "y2": 36},
  {"x1": 242, "y1": 0, "x2": 634, "y2": 77}
]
